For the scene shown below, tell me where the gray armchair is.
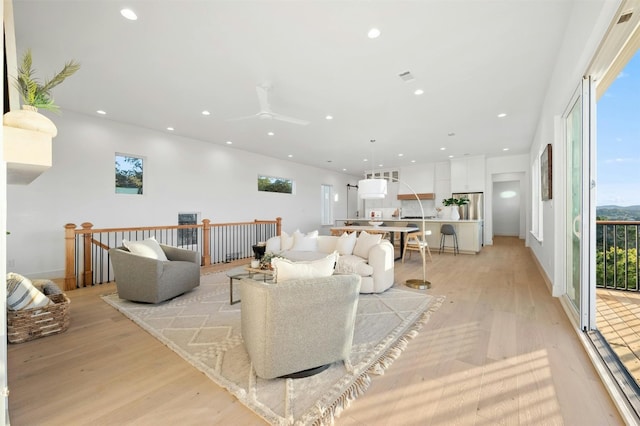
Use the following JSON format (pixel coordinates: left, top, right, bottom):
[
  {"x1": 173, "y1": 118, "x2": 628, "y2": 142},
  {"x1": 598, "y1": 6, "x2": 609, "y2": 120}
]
[
  {"x1": 109, "y1": 244, "x2": 200, "y2": 303},
  {"x1": 240, "y1": 274, "x2": 361, "y2": 379}
]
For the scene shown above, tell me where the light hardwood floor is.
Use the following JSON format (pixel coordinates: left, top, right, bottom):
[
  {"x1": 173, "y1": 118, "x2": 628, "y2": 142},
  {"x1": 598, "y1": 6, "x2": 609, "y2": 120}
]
[{"x1": 7, "y1": 237, "x2": 624, "y2": 425}]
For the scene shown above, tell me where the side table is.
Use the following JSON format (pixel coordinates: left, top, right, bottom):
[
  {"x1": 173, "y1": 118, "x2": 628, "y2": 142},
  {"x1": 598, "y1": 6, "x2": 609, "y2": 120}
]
[{"x1": 226, "y1": 265, "x2": 274, "y2": 305}]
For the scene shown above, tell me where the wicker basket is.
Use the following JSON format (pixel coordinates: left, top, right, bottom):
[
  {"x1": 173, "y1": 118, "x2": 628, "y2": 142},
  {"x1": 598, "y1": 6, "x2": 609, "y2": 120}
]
[{"x1": 7, "y1": 294, "x2": 71, "y2": 343}]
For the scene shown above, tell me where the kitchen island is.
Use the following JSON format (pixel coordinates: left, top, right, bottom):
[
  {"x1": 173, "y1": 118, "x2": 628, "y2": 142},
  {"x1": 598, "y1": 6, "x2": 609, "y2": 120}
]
[{"x1": 335, "y1": 218, "x2": 483, "y2": 254}]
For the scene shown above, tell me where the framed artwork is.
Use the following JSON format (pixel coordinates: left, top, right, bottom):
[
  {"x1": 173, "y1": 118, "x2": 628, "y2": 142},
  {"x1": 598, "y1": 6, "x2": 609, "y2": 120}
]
[
  {"x1": 540, "y1": 144, "x2": 552, "y2": 201},
  {"x1": 258, "y1": 175, "x2": 294, "y2": 194},
  {"x1": 115, "y1": 154, "x2": 144, "y2": 195}
]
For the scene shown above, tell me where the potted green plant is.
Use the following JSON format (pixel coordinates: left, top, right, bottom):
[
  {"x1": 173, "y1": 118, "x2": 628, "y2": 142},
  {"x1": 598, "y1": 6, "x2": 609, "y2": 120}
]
[
  {"x1": 15, "y1": 49, "x2": 80, "y2": 112},
  {"x1": 442, "y1": 197, "x2": 468, "y2": 220},
  {"x1": 4, "y1": 49, "x2": 80, "y2": 137},
  {"x1": 442, "y1": 197, "x2": 469, "y2": 206},
  {"x1": 259, "y1": 252, "x2": 285, "y2": 270}
]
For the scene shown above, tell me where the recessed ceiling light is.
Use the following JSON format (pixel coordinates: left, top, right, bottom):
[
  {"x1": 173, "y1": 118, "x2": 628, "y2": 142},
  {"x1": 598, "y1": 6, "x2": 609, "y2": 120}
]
[
  {"x1": 202, "y1": 110, "x2": 211, "y2": 116},
  {"x1": 367, "y1": 28, "x2": 381, "y2": 39},
  {"x1": 267, "y1": 132, "x2": 275, "y2": 136},
  {"x1": 325, "y1": 115, "x2": 333, "y2": 120},
  {"x1": 398, "y1": 153, "x2": 404, "y2": 157},
  {"x1": 363, "y1": 158, "x2": 368, "y2": 162},
  {"x1": 288, "y1": 154, "x2": 293, "y2": 158},
  {"x1": 226, "y1": 141, "x2": 233, "y2": 145},
  {"x1": 414, "y1": 89, "x2": 424, "y2": 96},
  {"x1": 120, "y1": 8, "x2": 138, "y2": 20},
  {"x1": 440, "y1": 147, "x2": 446, "y2": 151},
  {"x1": 448, "y1": 155, "x2": 454, "y2": 158},
  {"x1": 411, "y1": 160, "x2": 416, "y2": 163},
  {"x1": 166, "y1": 127, "x2": 174, "y2": 131},
  {"x1": 503, "y1": 148, "x2": 509, "y2": 151},
  {"x1": 343, "y1": 168, "x2": 347, "y2": 171},
  {"x1": 96, "y1": 110, "x2": 106, "y2": 115},
  {"x1": 497, "y1": 113, "x2": 507, "y2": 118},
  {"x1": 378, "y1": 163, "x2": 383, "y2": 167}
]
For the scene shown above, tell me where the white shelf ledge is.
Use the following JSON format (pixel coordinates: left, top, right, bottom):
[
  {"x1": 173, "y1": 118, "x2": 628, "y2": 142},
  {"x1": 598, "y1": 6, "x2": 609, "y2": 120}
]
[{"x1": 3, "y1": 125, "x2": 52, "y2": 185}]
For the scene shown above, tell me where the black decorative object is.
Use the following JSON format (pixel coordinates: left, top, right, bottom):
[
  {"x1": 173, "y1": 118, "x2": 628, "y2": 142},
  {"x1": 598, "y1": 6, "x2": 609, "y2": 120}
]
[{"x1": 252, "y1": 244, "x2": 266, "y2": 260}]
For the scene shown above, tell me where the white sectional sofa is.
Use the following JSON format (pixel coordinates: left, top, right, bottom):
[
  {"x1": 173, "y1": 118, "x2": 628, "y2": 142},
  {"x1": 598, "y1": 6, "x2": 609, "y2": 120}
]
[{"x1": 265, "y1": 230, "x2": 395, "y2": 293}]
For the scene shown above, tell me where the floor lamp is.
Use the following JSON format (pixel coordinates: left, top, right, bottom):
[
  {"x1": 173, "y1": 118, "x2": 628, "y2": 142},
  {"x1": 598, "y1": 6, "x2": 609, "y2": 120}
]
[{"x1": 358, "y1": 177, "x2": 431, "y2": 290}]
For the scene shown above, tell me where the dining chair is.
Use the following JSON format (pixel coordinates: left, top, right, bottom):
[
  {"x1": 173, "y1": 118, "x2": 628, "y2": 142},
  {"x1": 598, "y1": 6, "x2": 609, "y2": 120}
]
[{"x1": 402, "y1": 224, "x2": 433, "y2": 264}]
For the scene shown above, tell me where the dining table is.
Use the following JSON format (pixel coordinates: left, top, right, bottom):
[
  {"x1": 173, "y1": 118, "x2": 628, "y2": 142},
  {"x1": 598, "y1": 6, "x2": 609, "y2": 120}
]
[{"x1": 329, "y1": 225, "x2": 419, "y2": 261}]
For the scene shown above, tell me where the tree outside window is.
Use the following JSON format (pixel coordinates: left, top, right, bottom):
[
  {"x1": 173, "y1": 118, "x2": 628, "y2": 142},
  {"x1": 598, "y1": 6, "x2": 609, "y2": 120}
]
[
  {"x1": 258, "y1": 175, "x2": 293, "y2": 194},
  {"x1": 116, "y1": 154, "x2": 144, "y2": 194}
]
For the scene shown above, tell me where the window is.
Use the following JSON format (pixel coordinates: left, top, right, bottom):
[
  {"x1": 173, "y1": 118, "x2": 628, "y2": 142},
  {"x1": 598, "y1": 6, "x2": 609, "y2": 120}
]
[
  {"x1": 320, "y1": 184, "x2": 333, "y2": 225},
  {"x1": 531, "y1": 150, "x2": 543, "y2": 242},
  {"x1": 258, "y1": 175, "x2": 294, "y2": 194},
  {"x1": 115, "y1": 154, "x2": 144, "y2": 195}
]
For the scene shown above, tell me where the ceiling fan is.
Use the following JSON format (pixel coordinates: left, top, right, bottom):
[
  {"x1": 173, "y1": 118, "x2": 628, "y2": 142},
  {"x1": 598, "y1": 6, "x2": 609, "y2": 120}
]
[{"x1": 226, "y1": 85, "x2": 310, "y2": 126}]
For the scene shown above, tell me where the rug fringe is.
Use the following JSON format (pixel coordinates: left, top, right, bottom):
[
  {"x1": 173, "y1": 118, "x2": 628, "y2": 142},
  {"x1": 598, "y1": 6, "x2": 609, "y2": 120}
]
[
  {"x1": 311, "y1": 373, "x2": 372, "y2": 426},
  {"x1": 367, "y1": 307, "x2": 439, "y2": 377}
]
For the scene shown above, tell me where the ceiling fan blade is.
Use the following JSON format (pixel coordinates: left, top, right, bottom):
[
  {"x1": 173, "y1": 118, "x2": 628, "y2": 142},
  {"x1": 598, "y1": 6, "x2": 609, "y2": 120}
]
[
  {"x1": 270, "y1": 112, "x2": 310, "y2": 126},
  {"x1": 225, "y1": 114, "x2": 258, "y2": 122},
  {"x1": 256, "y1": 85, "x2": 271, "y2": 111}
]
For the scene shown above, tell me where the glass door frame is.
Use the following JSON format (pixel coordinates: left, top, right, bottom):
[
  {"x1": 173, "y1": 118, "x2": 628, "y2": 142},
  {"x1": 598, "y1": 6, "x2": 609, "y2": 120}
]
[{"x1": 560, "y1": 77, "x2": 597, "y2": 331}]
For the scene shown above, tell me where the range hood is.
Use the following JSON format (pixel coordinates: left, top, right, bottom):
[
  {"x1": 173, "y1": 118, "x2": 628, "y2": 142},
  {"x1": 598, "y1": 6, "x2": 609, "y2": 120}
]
[{"x1": 397, "y1": 193, "x2": 435, "y2": 200}]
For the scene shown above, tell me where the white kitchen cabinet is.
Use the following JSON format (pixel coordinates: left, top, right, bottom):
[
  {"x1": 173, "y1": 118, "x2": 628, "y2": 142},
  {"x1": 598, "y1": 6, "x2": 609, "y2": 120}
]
[
  {"x1": 434, "y1": 161, "x2": 450, "y2": 180},
  {"x1": 348, "y1": 219, "x2": 483, "y2": 254},
  {"x1": 450, "y1": 156, "x2": 486, "y2": 193},
  {"x1": 399, "y1": 163, "x2": 435, "y2": 194}
]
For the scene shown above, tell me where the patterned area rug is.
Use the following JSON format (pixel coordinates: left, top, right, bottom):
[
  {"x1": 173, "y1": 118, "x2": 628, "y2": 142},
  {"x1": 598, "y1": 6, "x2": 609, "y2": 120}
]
[{"x1": 102, "y1": 272, "x2": 444, "y2": 425}]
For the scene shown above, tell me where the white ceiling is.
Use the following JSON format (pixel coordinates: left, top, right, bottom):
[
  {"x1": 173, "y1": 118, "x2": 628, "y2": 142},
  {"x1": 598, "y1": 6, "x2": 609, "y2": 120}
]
[{"x1": 10, "y1": 0, "x2": 580, "y2": 177}]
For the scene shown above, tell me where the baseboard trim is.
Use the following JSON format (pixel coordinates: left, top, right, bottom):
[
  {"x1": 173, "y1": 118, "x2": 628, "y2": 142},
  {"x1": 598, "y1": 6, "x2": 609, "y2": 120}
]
[{"x1": 527, "y1": 246, "x2": 553, "y2": 295}]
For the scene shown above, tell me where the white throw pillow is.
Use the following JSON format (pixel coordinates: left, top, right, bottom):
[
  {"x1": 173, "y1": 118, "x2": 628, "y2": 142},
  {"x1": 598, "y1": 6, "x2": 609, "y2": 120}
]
[
  {"x1": 6, "y1": 272, "x2": 53, "y2": 311},
  {"x1": 291, "y1": 230, "x2": 319, "y2": 251},
  {"x1": 335, "y1": 232, "x2": 357, "y2": 255},
  {"x1": 317, "y1": 236, "x2": 339, "y2": 254},
  {"x1": 353, "y1": 231, "x2": 382, "y2": 259},
  {"x1": 265, "y1": 236, "x2": 281, "y2": 253},
  {"x1": 280, "y1": 230, "x2": 295, "y2": 251},
  {"x1": 123, "y1": 236, "x2": 168, "y2": 261},
  {"x1": 272, "y1": 252, "x2": 337, "y2": 283}
]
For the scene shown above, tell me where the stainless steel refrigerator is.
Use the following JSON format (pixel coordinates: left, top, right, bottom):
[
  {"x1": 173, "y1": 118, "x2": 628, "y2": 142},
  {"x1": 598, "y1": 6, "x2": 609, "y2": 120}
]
[{"x1": 452, "y1": 192, "x2": 484, "y2": 220}]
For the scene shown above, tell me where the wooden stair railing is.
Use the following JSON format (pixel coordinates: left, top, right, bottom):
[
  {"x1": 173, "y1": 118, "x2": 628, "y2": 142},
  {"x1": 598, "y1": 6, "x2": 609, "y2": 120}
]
[{"x1": 64, "y1": 217, "x2": 282, "y2": 291}]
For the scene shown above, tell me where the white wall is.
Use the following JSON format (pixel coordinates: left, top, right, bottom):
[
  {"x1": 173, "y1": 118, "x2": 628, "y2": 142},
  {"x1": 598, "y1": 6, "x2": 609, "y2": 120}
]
[
  {"x1": 6, "y1": 111, "x2": 357, "y2": 278},
  {"x1": 485, "y1": 154, "x2": 529, "y2": 245},
  {"x1": 527, "y1": 1, "x2": 620, "y2": 295},
  {"x1": 492, "y1": 181, "x2": 521, "y2": 237}
]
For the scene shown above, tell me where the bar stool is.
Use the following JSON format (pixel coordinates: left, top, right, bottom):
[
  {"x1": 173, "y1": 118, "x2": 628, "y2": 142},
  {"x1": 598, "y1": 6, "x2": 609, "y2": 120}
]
[{"x1": 439, "y1": 224, "x2": 459, "y2": 255}]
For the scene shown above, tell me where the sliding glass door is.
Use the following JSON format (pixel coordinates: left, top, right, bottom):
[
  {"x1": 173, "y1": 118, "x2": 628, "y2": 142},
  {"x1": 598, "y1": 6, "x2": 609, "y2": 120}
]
[{"x1": 565, "y1": 77, "x2": 596, "y2": 330}]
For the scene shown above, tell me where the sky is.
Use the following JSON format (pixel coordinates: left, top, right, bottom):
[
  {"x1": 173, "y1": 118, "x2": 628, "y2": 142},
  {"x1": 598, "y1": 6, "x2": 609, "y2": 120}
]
[{"x1": 596, "y1": 50, "x2": 640, "y2": 206}]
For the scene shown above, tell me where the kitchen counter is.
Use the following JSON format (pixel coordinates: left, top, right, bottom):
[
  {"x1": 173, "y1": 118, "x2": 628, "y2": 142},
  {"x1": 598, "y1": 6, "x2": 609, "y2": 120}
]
[
  {"x1": 335, "y1": 218, "x2": 483, "y2": 254},
  {"x1": 336, "y1": 218, "x2": 483, "y2": 223}
]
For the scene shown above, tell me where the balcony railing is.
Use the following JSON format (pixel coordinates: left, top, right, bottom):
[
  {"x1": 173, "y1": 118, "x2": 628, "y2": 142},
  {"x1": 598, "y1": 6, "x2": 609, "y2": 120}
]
[
  {"x1": 597, "y1": 220, "x2": 640, "y2": 291},
  {"x1": 63, "y1": 217, "x2": 282, "y2": 291}
]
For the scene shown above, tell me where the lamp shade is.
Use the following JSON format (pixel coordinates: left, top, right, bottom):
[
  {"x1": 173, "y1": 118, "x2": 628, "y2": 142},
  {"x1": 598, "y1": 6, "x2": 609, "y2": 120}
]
[{"x1": 358, "y1": 178, "x2": 387, "y2": 199}]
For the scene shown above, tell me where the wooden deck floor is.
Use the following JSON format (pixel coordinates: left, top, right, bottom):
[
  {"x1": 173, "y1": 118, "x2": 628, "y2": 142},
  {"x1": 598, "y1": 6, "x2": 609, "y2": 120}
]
[
  {"x1": 6, "y1": 237, "x2": 624, "y2": 425},
  {"x1": 597, "y1": 288, "x2": 640, "y2": 386}
]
